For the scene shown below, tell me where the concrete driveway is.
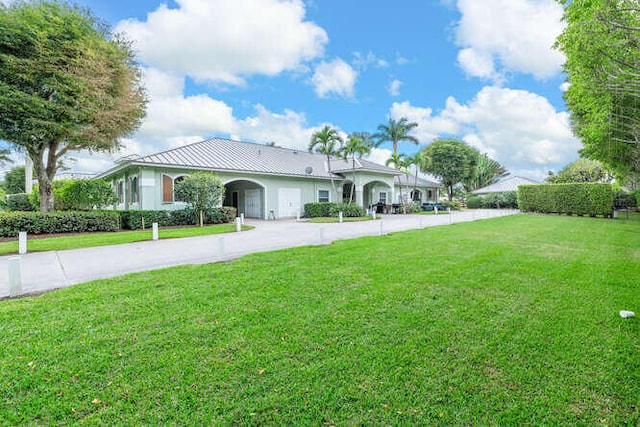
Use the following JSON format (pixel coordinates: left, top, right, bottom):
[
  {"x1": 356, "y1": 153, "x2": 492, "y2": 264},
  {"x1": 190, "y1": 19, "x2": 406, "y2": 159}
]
[{"x1": 0, "y1": 209, "x2": 518, "y2": 299}]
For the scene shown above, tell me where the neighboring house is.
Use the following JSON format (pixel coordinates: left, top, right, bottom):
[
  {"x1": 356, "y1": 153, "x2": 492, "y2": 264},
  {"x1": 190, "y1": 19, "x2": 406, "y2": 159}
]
[
  {"x1": 472, "y1": 176, "x2": 539, "y2": 195},
  {"x1": 97, "y1": 137, "x2": 437, "y2": 218}
]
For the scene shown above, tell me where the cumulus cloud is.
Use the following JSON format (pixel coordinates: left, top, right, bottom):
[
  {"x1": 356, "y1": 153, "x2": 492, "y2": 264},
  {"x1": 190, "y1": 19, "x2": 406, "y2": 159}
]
[
  {"x1": 387, "y1": 79, "x2": 402, "y2": 97},
  {"x1": 311, "y1": 58, "x2": 358, "y2": 98},
  {"x1": 453, "y1": 0, "x2": 565, "y2": 80},
  {"x1": 366, "y1": 147, "x2": 393, "y2": 167},
  {"x1": 115, "y1": 0, "x2": 328, "y2": 85},
  {"x1": 389, "y1": 101, "x2": 459, "y2": 143}
]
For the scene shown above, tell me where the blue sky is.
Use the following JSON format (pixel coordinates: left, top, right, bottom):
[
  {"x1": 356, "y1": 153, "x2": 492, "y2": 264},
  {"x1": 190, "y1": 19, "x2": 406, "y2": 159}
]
[{"x1": 8, "y1": 0, "x2": 582, "y2": 180}]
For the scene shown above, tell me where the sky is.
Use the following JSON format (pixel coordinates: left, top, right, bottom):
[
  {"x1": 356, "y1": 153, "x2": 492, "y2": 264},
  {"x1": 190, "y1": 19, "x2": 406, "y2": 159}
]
[{"x1": 5, "y1": 0, "x2": 582, "y2": 181}]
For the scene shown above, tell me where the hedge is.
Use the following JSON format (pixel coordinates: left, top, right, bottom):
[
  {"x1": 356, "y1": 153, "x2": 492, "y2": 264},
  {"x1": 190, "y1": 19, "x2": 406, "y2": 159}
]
[
  {"x1": 517, "y1": 183, "x2": 613, "y2": 217},
  {"x1": 119, "y1": 207, "x2": 237, "y2": 230},
  {"x1": 6, "y1": 193, "x2": 35, "y2": 212},
  {"x1": 329, "y1": 203, "x2": 366, "y2": 217},
  {"x1": 0, "y1": 211, "x2": 120, "y2": 237},
  {"x1": 304, "y1": 202, "x2": 335, "y2": 218}
]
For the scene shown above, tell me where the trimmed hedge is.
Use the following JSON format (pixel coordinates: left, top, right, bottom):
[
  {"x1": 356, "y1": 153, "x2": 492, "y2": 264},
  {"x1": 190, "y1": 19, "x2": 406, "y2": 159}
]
[
  {"x1": 518, "y1": 183, "x2": 613, "y2": 217},
  {"x1": 0, "y1": 211, "x2": 120, "y2": 237},
  {"x1": 329, "y1": 203, "x2": 366, "y2": 217},
  {"x1": 304, "y1": 202, "x2": 335, "y2": 218},
  {"x1": 119, "y1": 207, "x2": 236, "y2": 230}
]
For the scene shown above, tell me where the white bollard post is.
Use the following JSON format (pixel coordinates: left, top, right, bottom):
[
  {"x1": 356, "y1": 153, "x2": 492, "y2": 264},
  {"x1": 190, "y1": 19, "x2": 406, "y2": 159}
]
[
  {"x1": 8, "y1": 256, "x2": 22, "y2": 297},
  {"x1": 339, "y1": 211, "x2": 343, "y2": 223},
  {"x1": 152, "y1": 222, "x2": 159, "y2": 241},
  {"x1": 18, "y1": 231, "x2": 27, "y2": 255},
  {"x1": 434, "y1": 207, "x2": 438, "y2": 215},
  {"x1": 372, "y1": 210, "x2": 377, "y2": 220},
  {"x1": 218, "y1": 236, "x2": 225, "y2": 257},
  {"x1": 296, "y1": 210, "x2": 301, "y2": 222},
  {"x1": 236, "y1": 217, "x2": 242, "y2": 232},
  {"x1": 378, "y1": 221, "x2": 383, "y2": 236},
  {"x1": 318, "y1": 227, "x2": 324, "y2": 245},
  {"x1": 240, "y1": 213, "x2": 245, "y2": 225}
]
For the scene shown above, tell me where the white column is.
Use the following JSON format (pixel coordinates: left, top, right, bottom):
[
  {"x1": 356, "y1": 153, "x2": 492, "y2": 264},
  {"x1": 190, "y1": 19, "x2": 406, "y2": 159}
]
[
  {"x1": 18, "y1": 232, "x2": 27, "y2": 254},
  {"x1": 25, "y1": 155, "x2": 33, "y2": 194}
]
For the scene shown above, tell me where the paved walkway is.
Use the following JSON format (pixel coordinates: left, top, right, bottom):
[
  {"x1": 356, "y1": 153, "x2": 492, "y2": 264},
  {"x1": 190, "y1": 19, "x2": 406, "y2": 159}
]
[{"x1": 0, "y1": 209, "x2": 518, "y2": 299}]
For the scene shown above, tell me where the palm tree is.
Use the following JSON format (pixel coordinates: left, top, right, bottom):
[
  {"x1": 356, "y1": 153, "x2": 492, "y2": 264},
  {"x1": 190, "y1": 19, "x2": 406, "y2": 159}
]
[
  {"x1": 374, "y1": 117, "x2": 419, "y2": 155},
  {"x1": 309, "y1": 125, "x2": 343, "y2": 196},
  {"x1": 462, "y1": 153, "x2": 509, "y2": 192},
  {"x1": 405, "y1": 152, "x2": 426, "y2": 203},
  {"x1": 341, "y1": 133, "x2": 372, "y2": 203},
  {"x1": 386, "y1": 152, "x2": 408, "y2": 213}
]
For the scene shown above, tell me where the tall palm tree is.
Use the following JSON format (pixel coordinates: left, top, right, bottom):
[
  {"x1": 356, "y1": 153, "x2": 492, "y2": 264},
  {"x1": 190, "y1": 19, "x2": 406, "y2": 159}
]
[
  {"x1": 405, "y1": 152, "x2": 426, "y2": 203},
  {"x1": 374, "y1": 117, "x2": 419, "y2": 155},
  {"x1": 386, "y1": 152, "x2": 408, "y2": 213},
  {"x1": 309, "y1": 125, "x2": 343, "y2": 196},
  {"x1": 341, "y1": 133, "x2": 372, "y2": 203},
  {"x1": 462, "y1": 153, "x2": 509, "y2": 192}
]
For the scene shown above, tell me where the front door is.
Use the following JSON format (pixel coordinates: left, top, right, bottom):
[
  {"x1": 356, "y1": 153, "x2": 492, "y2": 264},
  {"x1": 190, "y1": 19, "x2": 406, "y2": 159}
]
[
  {"x1": 278, "y1": 188, "x2": 301, "y2": 218},
  {"x1": 245, "y1": 189, "x2": 262, "y2": 218}
]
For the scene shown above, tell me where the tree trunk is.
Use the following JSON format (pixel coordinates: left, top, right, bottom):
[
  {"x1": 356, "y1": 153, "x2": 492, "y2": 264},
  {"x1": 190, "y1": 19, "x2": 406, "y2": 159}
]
[
  {"x1": 29, "y1": 148, "x2": 56, "y2": 213},
  {"x1": 350, "y1": 156, "x2": 356, "y2": 203}
]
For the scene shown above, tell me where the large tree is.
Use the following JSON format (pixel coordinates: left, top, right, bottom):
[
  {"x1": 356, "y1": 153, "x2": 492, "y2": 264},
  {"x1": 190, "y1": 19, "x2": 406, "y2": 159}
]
[
  {"x1": 420, "y1": 139, "x2": 479, "y2": 201},
  {"x1": 374, "y1": 117, "x2": 419, "y2": 155},
  {"x1": 309, "y1": 125, "x2": 343, "y2": 196},
  {"x1": 555, "y1": 0, "x2": 640, "y2": 180},
  {"x1": 341, "y1": 133, "x2": 371, "y2": 203},
  {"x1": 547, "y1": 158, "x2": 613, "y2": 184},
  {"x1": 0, "y1": 1, "x2": 147, "y2": 212}
]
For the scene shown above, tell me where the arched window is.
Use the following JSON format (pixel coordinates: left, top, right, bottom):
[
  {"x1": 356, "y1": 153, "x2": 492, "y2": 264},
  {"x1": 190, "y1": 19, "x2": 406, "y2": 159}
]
[
  {"x1": 174, "y1": 176, "x2": 185, "y2": 202},
  {"x1": 162, "y1": 174, "x2": 173, "y2": 203},
  {"x1": 116, "y1": 180, "x2": 124, "y2": 203},
  {"x1": 128, "y1": 176, "x2": 139, "y2": 203}
]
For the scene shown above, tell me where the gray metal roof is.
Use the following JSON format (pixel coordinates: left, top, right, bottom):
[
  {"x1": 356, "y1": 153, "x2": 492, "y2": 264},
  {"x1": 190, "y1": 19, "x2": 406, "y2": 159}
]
[
  {"x1": 99, "y1": 137, "x2": 400, "y2": 179},
  {"x1": 472, "y1": 176, "x2": 539, "y2": 194},
  {"x1": 394, "y1": 173, "x2": 441, "y2": 188}
]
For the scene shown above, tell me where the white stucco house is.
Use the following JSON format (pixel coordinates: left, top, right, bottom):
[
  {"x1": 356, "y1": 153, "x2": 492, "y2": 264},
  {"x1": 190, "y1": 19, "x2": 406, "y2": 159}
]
[{"x1": 96, "y1": 137, "x2": 442, "y2": 219}]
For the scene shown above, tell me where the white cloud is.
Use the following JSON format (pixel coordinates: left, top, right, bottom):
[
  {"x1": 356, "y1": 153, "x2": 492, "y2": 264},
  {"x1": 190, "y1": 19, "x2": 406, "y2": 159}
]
[
  {"x1": 387, "y1": 79, "x2": 402, "y2": 97},
  {"x1": 115, "y1": 0, "x2": 328, "y2": 85},
  {"x1": 559, "y1": 81, "x2": 570, "y2": 92},
  {"x1": 366, "y1": 148, "x2": 393, "y2": 167},
  {"x1": 352, "y1": 51, "x2": 389, "y2": 70},
  {"x1": 389, "y1": 101, "x2": 459, "y2": 143},
  {"x1": 454, "y1": 0, "x2": 565, "y2": 80},
  {"x1": 311, "y1": 58, "x2": 358, "y2": 98}
]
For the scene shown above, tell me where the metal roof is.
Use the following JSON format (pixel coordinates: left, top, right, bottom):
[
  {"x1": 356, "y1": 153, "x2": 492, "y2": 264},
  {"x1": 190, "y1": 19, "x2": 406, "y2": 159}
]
[
  {"x1": 98, "y1": 137, "x2": 400, "y2": 179},
  {"x1": 472, "y1": 176, "x2": 539, "y2": 194},
  {"x1": 394, "y1": 173, "x2": 441, "y2": 188}
]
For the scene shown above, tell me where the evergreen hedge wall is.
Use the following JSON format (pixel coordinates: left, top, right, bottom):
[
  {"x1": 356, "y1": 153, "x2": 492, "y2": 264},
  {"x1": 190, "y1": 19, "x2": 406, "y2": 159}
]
[
  {"x1": 517, "y1": 183, "x2": 613, "y2": 217},
  {"x1": 0, "y1": 211, "x2": 120, "y2": 237}
]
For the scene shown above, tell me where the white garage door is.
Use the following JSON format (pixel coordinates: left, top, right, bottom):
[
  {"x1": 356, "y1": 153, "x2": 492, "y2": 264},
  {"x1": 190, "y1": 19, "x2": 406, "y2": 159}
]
[
  {"x1": 278, "y1": 188, "x2": 301, "y2": 218},
  {"x1": 245, "y1": 189, "x2": 262, "y2": 218}
]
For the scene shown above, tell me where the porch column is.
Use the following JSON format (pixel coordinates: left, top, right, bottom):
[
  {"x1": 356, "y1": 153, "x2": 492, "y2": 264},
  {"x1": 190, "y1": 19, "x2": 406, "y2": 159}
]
[{"x1": 355, "y1": 185, "x2": 364, "y2": 207}]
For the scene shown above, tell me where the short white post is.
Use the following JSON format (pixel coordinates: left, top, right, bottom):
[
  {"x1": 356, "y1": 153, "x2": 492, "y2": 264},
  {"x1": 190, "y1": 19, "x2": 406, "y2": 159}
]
[
  {"x1": 218, "y1": 236, "x2": 225, "y2": 257},
  {"x1": 318, "y1": 227, "x2": 324, "y2": 245},
  {"x1": 339, "y1": 211, "x2": 343, "y2": 223},
  {"x1": 8, "y1": 256, "x2": 22, "y2": 297},
  {"x1": 378, "y1": 221, "x2": 383, "y2": 236},
  {"x1": 152, "y1": 222, "x2": 159, "y2": 241},
  {"x1": 240, "y1": 213, "x2": 245, "y2": 225},
  {"x1": 296, "y1": 210, "x2": 301, "y2": 222},
  {"x1": 434, "y1": 207, "x2": 438, "y2": 215},
  {"x1": 372, "y1": 210, "x2": 377, "y2": 220},
  {"x1": 235, "y1": 217, "x2": 242, "y2": 232},
  {"x1": 18, "y1": 231, "x2": 27, "y2": 255}
]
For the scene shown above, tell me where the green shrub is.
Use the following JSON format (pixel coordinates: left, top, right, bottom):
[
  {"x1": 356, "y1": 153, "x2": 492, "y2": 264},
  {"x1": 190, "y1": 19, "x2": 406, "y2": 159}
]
[
  {"x1": 0, "y1": 211, "x2": 120, "y2": 237},
  {"x1": 407, "y1": 202, "x2": 422, "y2": 213},
  {"x1": 6, "y1": 193, "x2": 35, "y2": 211},
  {"x1": 119, "y1": 207, "x2": 236, "y2": 230},
  {"x1": 466, "y1": 196, "x2": 482, "y2": 209},
  {"x1": 329, "y1": 203, "x2": 366, "y2": 218},
  {"x1": 62, "y1": 180, "x2": 118, "y2": 210},
  {"x1": 304, "y1": 202, "x2": 336, "y2": 218},
  {"x1": 442, "y1": 200, "x2": 462, "y2": 210},
  {"x1": 29, "y1": 180, "x2": 75, "y2": 211},
  {"x1": 518, "y1": 183, "x2": 613, "y2": 217}
]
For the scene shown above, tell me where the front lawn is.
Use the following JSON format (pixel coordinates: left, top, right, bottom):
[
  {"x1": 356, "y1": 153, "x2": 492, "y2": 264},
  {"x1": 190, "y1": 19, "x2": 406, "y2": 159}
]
[
  {"x1": 0, "y1": 223, "x2": 253, "y2": 255},
  {"x1": 0, "y1": 214, "x2": 638, "y2": 424}
]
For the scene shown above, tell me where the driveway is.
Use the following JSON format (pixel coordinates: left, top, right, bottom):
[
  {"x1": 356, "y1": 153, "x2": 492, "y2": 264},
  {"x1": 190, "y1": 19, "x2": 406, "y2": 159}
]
[{"x1": 0, "y1": 209, "x2": 518, "y2": 299}]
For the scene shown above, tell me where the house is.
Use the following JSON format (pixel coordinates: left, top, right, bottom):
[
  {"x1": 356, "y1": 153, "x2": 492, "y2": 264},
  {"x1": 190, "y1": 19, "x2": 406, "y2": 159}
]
[
  {"x1": 394, "y1": 173, "x2": 441, "y2": 205},
  {"x1": 472, "y1": 176, "x2": 539, "y2": 195},
  {"x1": 96, "y1": 137, "x2": 442, "y2": 219}
]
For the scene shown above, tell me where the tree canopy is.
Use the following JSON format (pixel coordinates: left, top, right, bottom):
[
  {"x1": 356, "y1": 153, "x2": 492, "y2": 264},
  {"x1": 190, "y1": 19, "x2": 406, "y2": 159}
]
[
  {"x1": 174, "y1": 172, "x2": 225, "y2": 227},
  {"x1": 555, "y1": 0, "x2": 640, "y2": 180},
  {"x1": 420, "y1": 139, "x2": 479, "y2": 201},
  {"x1": 547, "y1": 158, "x2": 613, "y2": 184},
  {"x1": 0, "y1": 1, "x2": 147, "y2": 212},
  {"x1": 3, "y1": 166, "x2": 26, "y2": 194}
]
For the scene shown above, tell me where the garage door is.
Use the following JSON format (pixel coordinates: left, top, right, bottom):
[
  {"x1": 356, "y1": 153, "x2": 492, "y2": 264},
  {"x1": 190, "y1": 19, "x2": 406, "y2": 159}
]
[
  {"x1": 245, "y1": 189, "x2": 262, "y2": 218},
  {"x1": 278, "y1": 188, "x2": 301, "y2": 218}
]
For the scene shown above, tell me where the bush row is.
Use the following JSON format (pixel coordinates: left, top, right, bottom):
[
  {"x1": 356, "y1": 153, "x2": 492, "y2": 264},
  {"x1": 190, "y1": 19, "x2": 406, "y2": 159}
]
[
  {"x1": 517, "y1": 183, "x2": 613, "y2": 217},
  {"x1": 466, "y1": 192, "x2": 518, "y2": 209},
  {"x1": 304, "y1": 202, "x2": 366, "y2": 218},
  {"x1": 0, "y1": 211, "x2": 120, "y2": 237},
  {"x1": 119, "y1": 207, "x2": 236, "y2": 230}
]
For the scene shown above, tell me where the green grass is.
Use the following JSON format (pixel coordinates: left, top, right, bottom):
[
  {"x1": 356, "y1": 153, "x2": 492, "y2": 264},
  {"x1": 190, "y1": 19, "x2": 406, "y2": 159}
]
[
  {"x1": 0, "y1": 214, "x2": 638, "y2": 424},
  {"x1": 0, "y1": 224, "x2": 252, "y2": 255},
  {"x1": 306, "y1": 215, "x2": 377, "y2": 223}
]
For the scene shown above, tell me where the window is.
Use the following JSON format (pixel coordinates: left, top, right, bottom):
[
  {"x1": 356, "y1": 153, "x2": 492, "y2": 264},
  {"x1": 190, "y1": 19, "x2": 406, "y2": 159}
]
[
  {"x1": 116, "y1": 181, "x2": 124, "y2": 204},
  {"x1": 318, "y1": 190, "x2": 330, "y2": 203},
  {"x1": 174, "y1": 176, "x2": 185, "y2": 202},
  {"x1": 379, "y1": 192, "x2": 387, "y2": 203},
  {"x1": 411, "y1": 190, "x2": 421, "y2": 202},
  {"x1": 128, "y1": 176, "x2": 139, "y2": 203},
  {"x1": 162, "y1": 174, "x2": 173, "y2": 202}
]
